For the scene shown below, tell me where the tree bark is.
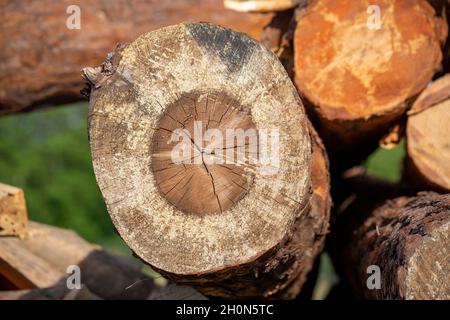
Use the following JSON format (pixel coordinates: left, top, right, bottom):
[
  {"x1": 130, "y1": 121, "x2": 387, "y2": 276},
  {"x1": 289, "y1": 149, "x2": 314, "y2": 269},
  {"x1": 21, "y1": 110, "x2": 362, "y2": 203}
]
[
  {"x1": 0, "y1": 183, "x2": 28, "y2": 239},
  {"x1": 405, "y1": 74, "x2": 450, "y2": 192},
  {"x1": 0, "y1": 0, "x2": 273, "y2": 116},
  {"x1": 292, "y1": 0, "x2": 447, "y2": 170},
  {"x1": 332, "y1": 187, "x2": 450, "y2": 300},
  {"x1": 87, "y1": 23, "x2": 330, "y2": 299}
]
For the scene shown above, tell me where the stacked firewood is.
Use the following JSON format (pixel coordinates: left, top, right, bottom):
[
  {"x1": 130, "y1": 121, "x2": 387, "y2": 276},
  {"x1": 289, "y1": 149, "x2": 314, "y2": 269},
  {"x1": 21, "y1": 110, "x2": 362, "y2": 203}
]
[{"x1": 0, "y1": 0, "x2": 449, "y2": 299}]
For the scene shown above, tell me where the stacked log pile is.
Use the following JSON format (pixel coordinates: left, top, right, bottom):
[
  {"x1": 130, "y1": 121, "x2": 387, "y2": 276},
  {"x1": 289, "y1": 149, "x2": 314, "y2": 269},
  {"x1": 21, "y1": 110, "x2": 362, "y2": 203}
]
[{"x1": 0, "y1": 0, "x2": 449, "y2": 300}]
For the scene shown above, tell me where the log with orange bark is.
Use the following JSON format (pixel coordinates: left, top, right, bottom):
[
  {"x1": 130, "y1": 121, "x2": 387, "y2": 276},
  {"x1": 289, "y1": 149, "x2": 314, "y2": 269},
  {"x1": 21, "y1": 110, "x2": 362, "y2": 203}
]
[{"x1": 260, "y1": 0, "x2": 447, "y2": 169}]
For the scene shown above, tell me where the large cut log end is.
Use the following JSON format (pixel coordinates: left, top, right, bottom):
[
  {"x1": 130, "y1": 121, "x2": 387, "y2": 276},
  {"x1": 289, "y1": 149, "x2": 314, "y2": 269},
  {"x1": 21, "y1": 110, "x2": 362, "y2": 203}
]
[
  {"x1": 87, "y1": 23, "x2": 330, "y2": 299},
  {"x1": 406, "y1": 74, "x2": 450, "y2": 192},
  {"x1": 293, "y1": 0, "x2": 446, "y2": 148}
]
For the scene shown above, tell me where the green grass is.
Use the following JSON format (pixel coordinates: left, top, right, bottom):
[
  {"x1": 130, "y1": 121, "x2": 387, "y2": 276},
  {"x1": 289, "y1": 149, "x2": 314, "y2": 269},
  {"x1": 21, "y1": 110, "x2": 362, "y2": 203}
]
[
  {"x1": 364, "y1": 140, "x2": 405, "y2": 182},
  {"x1": 0, "y1": 103, "x2": 128, "y2": 255}
]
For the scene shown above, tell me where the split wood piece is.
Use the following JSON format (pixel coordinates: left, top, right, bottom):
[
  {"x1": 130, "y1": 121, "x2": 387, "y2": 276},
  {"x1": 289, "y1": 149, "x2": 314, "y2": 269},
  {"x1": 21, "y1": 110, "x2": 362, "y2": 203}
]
[
  {"x1": 0, "y1": 0, "x2": 274, "y2": 115},
  {"x1": 0, "y1": 183, "x2": 28, "y2": 239},
  {"x1": 406, "y1": 74, "x2": 450, "y2": 192},
  {"x1": 0, "y1": 222, "x2": 156, "y2": 299},
  {"x1": 87, "y1": 23, "x2": 331, "y2": 299},
  {"x1": 293, "y1": 0, "x2": 447, "y2": 169},
  {"x1": 224, "y1": 0, "x2": 303, "y2": 12},
  {"x1": 337, "y1": 192, "x2": 450, "y2": 300}
]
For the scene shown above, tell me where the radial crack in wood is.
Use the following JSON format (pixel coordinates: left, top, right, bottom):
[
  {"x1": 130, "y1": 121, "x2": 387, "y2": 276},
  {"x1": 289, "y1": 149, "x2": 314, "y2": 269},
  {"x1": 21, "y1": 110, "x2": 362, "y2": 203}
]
[{"x1": 87, "y1": 23, "x2": 330, "y2": 299}]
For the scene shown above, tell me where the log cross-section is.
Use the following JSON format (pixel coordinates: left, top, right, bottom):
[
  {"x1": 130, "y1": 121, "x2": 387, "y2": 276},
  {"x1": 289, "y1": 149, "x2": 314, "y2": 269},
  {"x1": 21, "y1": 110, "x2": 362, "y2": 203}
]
[
  {"x1": 406, "y1": 74, "x2": 450, "y2": 192},
  {"x1": 87, "y1": 23, "x2": 330, "y2": 299},
  {"x1": 293, "y1": 0, "x2": 447, "y2": 168}
]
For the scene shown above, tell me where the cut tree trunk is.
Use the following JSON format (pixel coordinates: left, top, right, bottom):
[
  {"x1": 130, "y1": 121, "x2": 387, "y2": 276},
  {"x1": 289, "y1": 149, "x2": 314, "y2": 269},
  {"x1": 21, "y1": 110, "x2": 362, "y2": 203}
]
[
  {"x1": 87, "y1": 23, "x2": 330, "y2": 299},
  {"x1": 0, "y1": 183, "x2": 28, "y2": 239},
  {"x1": 332, "y1": 188, "x2": 450, "y2": 300},
  {"x1": 405, "y1": 74, "x2": 450, "y2": 192},
  {"x1": 0, "y1": 0, "x2": 273, "y2": 115},
  {"x1": 292, "y1": 0, "x2": 447, "y2": 170}
]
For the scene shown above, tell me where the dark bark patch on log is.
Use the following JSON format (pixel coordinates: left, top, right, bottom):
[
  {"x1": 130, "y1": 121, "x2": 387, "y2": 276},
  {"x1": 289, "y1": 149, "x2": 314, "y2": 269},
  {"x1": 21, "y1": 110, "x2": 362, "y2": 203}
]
[{"x1": 187, "y1": 23, "x2": 258, "y2": 73}]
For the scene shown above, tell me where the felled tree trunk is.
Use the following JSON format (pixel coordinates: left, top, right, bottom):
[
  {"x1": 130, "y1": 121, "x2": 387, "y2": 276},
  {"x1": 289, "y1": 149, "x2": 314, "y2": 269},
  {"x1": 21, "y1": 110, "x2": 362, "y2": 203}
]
[
  {"x1": 86, "y1": 23, "x2": 330, "y2": 299},
  {"x1": 292, "y1": 0, "x2": 447, "y2": 170},
  {"x1": 0, "y1": 0, "x2": 273, "y2": 115},
  {"x1": 405, "y1": 74, "x2": 450, "y2": 192},
  {"x1": 332, "y1": 186, "x2": 450, "y2": 300}
]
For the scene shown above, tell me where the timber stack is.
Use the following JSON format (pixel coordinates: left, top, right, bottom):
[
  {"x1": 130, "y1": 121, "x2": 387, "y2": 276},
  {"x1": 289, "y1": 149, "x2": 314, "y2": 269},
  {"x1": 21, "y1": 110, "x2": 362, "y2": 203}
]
[{"x1": 0, "y1": 0, "x2": 449, "y2": 300}]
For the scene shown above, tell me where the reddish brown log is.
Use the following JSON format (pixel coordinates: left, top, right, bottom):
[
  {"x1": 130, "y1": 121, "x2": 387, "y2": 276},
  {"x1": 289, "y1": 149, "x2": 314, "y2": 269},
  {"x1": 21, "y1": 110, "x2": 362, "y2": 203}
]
[
  {"x1": 0, "y1": 0, "x2": 273, "y2": 115},
  {"x1": 292, "y1": 0, "x2": 447, "y2": 169}
]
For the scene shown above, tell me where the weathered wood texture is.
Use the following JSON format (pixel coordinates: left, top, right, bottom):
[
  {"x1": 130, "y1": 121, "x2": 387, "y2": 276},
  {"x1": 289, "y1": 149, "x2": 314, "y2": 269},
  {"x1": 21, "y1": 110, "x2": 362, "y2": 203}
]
[
  {"x1": 0, "y1": 222, "x2": 156, "y2": 299},
  {"x1": 0, "y1": 183, "x2": 28, "y2": 239},
  {"x1": 292, "y1": 0, "x2": 447, "y2": 169},
  {"x1": 406, "y1": 74, "x2": 450, "y2": 192},
  {"x1": 87, "y1": 23, "x2": 330, "y2": 299},
  {"x1": 333, "y1": 189, "x2": 450, "y2": 300},
  {"x1": 0, "y1": 0, "x2": 273, "y2": 115}
]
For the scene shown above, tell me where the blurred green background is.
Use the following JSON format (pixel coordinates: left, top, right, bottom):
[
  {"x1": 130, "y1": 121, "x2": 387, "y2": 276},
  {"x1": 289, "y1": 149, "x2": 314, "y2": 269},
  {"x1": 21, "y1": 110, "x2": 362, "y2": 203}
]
[
  {"x1": 0, "y1": 103, "x2": 406, "y2": 297},
  {"x1": 0, "y1": 103, "x2": 127, "y2": 254}
]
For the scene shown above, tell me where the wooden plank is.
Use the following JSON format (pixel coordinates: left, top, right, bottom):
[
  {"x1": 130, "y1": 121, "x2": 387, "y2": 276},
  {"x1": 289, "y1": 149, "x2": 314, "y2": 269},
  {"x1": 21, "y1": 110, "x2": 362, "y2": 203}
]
[{"x1": 0, "y1": 183, "x2": 28, "y2": 239}]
